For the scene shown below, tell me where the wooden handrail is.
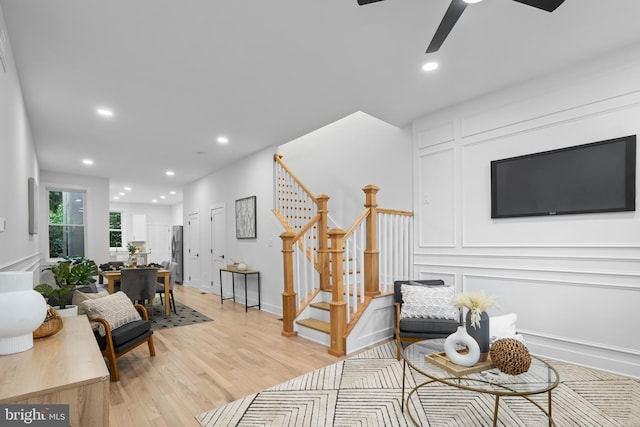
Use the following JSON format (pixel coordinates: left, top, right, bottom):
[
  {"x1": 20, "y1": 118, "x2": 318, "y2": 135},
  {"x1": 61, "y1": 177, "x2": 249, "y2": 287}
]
[
  {"x1": 343, "y1": 208, "x2": 370, "y2": 238},
  {"x1": 274, "y1": 154, "x2": 318, "y2": 204},
  {"x1": 378, "y1": 208, "x2": 413, "y2": 217}
]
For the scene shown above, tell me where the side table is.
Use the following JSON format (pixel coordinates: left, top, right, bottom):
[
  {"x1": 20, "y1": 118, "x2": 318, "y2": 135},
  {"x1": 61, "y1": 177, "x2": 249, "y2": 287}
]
[{"x1": 219, "y1": 267, "x2": 261, "y2": 312}]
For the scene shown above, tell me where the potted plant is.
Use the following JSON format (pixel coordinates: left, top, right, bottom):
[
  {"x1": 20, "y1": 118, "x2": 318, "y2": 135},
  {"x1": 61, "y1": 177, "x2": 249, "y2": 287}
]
[
  {"x1": 35, "y1": 256, "x2": 99, "y2": 316},
  {"x1": 127, "y1": 242, "x2": 140, "y2": 267}
]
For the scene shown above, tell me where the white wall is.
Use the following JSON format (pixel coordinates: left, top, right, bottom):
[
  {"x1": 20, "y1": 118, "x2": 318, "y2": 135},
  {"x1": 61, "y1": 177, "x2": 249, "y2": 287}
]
[
  {"x1": 279, "y1": 111, "x2": 412, "y2": 226},
  {"x1": 0, "y1": 8, "x2": 40, "y2": 276},
  {"x1": 412, "y1": 44, "x2": 640, "y2": 378},
  {"x1": 183, "y1": 146, "x2": 283, "y2": 312}
]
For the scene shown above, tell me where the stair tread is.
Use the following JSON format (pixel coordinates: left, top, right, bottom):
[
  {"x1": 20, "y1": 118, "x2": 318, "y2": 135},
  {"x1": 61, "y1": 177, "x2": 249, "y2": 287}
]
[
  {"x1": 297, "y1": 318, "x2": 330, "y2": 333},
  {"x1": 310, "y1": 302, "x2": 330, "y2": 311}
]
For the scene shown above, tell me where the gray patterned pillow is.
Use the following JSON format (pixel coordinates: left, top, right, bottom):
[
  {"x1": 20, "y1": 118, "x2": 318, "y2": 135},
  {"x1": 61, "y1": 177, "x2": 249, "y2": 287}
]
[
  {"x1": 400, "y1": 284, "x2": 458, "y2": 320},
  {"x1": 83, "y1": 291, "x2": 142, "y2": 336}
]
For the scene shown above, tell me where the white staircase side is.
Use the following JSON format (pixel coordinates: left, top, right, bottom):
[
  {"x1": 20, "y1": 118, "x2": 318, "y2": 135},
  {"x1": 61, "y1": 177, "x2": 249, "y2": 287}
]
[{"x1": 346, "y1": 294, "x2": 395, "y2": 355}]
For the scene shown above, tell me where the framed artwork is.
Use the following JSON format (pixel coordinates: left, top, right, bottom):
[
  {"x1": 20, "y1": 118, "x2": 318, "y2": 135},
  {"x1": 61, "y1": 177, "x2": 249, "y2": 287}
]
[
  {"x1": 235, "y1": 196, "x2": 256, "y2": 239},
  {"x1": 28, "y1": 177, "x2": 38, "y2": 235}
]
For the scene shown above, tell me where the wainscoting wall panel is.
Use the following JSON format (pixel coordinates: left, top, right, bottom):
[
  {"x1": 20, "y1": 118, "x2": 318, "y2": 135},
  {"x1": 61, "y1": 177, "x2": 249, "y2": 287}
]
[
  {"x1": 417, "y1": 148, "x2": 456, "y2": 248},
  {"x1": 411, "y1": 46, "x2": 640, "y2": 378}
]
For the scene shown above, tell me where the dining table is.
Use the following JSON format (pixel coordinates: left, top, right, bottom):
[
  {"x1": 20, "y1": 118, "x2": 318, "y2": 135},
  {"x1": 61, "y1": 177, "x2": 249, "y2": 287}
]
[{"x1": 99, "y1": 268, "x2": 171, "y2": 316}]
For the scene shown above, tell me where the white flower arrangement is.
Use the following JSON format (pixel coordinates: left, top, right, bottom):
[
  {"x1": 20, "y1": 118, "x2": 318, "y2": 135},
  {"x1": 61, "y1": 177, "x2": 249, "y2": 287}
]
[{"x1": 452, "y1": 291, "x2": 497, "y2": 328}]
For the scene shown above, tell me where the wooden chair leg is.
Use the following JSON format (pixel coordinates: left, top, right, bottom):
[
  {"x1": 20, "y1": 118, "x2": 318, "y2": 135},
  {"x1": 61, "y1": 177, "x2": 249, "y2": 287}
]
[
  {"x1": 147, "y1": 336, "x2": 156, "y2": 357},
  {"x1": 397, "y1": 338, "x2": 402, "y2": 361},
  {"x1": 103, "y1": 348, "x2": 119, "y2": 382},
  {"x1": 169, "y1": 290, "x2": 177, "y2": 314}
]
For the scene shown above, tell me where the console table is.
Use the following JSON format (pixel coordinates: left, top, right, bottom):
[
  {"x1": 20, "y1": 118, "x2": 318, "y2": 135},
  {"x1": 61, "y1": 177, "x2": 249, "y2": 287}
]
[
  {"x1": 219, "y1": 267, "x2": 261, "y2": 312},
  {"x1": 0, "y1": 316, "x2": 110, "y2": 427}
]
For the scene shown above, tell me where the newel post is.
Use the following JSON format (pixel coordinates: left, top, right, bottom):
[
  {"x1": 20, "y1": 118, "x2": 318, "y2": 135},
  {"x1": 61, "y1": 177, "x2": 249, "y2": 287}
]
[
  {"x1": 280, "y1": 231, "x2": 298, "y2": 337},
  {"x1": 328, "y1": 228, "x2": 346, "y2": 357},
  {"x1": 316, "y1": 194, "x2": 331, "y2": 291},
  {"x1": 363, "y1": 185, "x2": 381, "y2": 297}
]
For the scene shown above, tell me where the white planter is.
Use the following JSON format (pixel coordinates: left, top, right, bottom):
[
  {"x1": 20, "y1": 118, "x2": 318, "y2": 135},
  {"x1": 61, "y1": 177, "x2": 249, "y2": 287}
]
[
  {"x1": 54, "y1": 305, "x2": 79, "y2": 318},
  {"x1": 0, "y1": 272, "x2": 48, "y2": 355}
]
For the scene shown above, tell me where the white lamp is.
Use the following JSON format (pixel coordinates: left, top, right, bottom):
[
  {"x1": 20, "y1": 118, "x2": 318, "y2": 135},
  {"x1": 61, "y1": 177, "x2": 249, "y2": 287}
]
[{"x1": 0, "y1": 271, "x2": 48, "y2": 355}]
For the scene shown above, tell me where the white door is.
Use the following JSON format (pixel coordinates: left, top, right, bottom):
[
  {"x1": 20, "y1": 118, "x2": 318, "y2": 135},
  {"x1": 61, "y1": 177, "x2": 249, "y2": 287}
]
[
  {"x1": 188, "y1": 212, "x2": 201, "y2": 287},
  {"x1": 148, "y1": 225, "x2": 170, "y2": 264},
  {"x1": 210, "y1": 205, "x2": 227, "y2": 294}
]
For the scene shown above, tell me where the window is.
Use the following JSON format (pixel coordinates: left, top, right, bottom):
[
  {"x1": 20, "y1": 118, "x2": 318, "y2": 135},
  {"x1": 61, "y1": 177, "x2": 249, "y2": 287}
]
[
  {"x1": 48, "y1": 190, "x2": 85, "y2": 258},
  {"x1": 109, "y1": 211, "x2": 123, "y2": 248}
]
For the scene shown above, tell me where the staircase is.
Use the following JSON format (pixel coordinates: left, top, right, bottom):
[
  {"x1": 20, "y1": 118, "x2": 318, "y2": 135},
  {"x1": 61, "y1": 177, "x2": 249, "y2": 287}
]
[{"x1": 273, "y1": 154, "x2": 413, "y2": 356}]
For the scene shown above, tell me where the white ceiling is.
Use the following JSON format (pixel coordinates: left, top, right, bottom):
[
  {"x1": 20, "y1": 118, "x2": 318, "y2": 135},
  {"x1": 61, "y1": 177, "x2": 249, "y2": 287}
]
[{"x1": 2, "y1": 0, "x2": 640, "y2": 205}]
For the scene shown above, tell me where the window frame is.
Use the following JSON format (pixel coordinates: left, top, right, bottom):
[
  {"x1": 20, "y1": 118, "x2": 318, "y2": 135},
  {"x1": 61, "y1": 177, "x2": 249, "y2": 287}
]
[
  {"x1": 46, "y1": 186, "x2": 87, "y2": 260},
  {"x1": 109, "y1": 210, "x2": 124, "y2": 249}
]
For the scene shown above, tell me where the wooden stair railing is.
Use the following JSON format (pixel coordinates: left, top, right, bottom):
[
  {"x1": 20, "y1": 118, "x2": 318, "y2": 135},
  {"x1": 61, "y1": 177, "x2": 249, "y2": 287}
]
[{"x1": 274, "y1": 154, "x2": 413, "y2": 356}]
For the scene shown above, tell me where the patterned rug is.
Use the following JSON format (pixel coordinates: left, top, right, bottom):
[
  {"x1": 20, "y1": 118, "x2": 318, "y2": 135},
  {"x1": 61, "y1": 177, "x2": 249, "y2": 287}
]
[
  {"x1": 149, "y1": 300, "x2": 213, "y2": 330},
  {"x1": 196, "y1": 341, "x2": 640, "y2": 427}
]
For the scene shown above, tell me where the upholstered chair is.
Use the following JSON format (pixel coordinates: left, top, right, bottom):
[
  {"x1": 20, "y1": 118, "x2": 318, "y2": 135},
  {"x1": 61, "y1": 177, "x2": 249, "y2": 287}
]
[{"x1": 394, "y1": 279, "x2": 462, "y2": 360}]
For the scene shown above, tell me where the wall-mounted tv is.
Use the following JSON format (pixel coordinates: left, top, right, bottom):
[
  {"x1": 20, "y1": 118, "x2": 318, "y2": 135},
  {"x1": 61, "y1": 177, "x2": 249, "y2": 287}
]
[{"x1": 491, "y1": 135, "x2": 636, "y2": 219}]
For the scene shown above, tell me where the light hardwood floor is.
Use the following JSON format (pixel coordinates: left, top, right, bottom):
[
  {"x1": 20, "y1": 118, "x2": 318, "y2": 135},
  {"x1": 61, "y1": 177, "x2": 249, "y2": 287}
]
[{"x1": 109, "y1": 284, "x2": 346, "y2": 426}]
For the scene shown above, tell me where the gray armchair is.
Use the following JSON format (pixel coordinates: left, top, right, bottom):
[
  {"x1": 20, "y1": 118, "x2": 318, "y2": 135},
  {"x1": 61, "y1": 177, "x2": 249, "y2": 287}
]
[{"x1": 394, "y1": 279, "x2": 461, "y2": 360}]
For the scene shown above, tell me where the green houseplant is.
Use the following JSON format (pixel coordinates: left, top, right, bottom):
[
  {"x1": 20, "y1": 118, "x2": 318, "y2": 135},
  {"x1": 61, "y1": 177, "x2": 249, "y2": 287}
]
[{"x1": 35, "y1": 256, "x2": 99, "y2": 309}]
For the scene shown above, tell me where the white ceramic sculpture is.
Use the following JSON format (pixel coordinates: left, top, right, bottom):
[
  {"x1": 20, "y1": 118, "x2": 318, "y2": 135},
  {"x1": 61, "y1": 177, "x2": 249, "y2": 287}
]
[{"x1": 444, "y1": 325, "x2": 481, "y2": 367}]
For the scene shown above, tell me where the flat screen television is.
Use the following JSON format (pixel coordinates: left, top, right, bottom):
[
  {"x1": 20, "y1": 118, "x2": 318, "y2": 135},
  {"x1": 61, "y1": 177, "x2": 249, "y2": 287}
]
[{"x1": 491, "y1": 135, "x2": 636, "y2": 218}]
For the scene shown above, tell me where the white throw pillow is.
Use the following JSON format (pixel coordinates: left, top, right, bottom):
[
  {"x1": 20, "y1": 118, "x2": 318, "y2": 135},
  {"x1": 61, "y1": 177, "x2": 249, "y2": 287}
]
[
  {"x1": 83, "y1": 291, "x2": 142, "y2": 336},
  {"x1": 73, "y1": 290, "x2": 109, "y2": 315},
  {"x1": 490, "y1": 313, "x2": 517, "y2": 338},
  {"x1": 400, "y1": 285, "x2": 459, "y2": 320}
]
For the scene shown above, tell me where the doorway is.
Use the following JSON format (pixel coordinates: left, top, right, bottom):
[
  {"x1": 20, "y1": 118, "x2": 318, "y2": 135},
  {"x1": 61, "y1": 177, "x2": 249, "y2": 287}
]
[
  {"x1": 187, "y1": 212, "x2": 201, "y2": 288},
  {"x1": 210, "y1": 205, "x2": 227, "y2": 295}
]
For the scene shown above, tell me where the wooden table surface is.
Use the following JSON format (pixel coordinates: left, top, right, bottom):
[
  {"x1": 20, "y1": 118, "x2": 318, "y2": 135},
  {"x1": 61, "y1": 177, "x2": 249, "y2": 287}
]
[{"x1": 0, "y1": 316, "x2": 110, "y2": 426}]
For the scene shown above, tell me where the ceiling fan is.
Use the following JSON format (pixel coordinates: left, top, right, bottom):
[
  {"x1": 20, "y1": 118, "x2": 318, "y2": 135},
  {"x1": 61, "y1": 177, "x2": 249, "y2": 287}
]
[{"x1": 357, "y1": 0, "x2": 565, "y2": 53}]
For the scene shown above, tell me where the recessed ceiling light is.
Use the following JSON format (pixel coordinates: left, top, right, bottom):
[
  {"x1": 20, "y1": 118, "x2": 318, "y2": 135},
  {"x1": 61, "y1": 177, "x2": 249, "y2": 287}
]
[
  {"x1": 464, "y1": 0, "x2": 482, "y2": 3},
  {"x1": 217, "y1": 136, "x2": 229, "y2": 144},
  {"x1": 118, "y1": 192, "x2": 125, "y2": 196},
  {"x1": 113, "y1": 196, "x2": 120, "y2": 200},
  {"x1": 152, "y1": 199, "x2": 158, "y2": 203},
  {"x1": 124, "y1": 186, "x2": 132, "y2": 191},
  {"x1": 169, "y1": 191, "x2": 176, "y2": 195},
  {"x1": 160, "y1": 195, "x2": 166, "y2": 199},
  {"x1": 82, "y1": 159, "x2": 93, "y2": 165},
  {"x1": 96, "y1": 108, "x2": 113, "y2": 117},
  {"x1": 422, "y1": 62, "x2": 439, "y2": 72},
  {"x1": 165, "y1": 171, "x2": 175, "y2": 176}
]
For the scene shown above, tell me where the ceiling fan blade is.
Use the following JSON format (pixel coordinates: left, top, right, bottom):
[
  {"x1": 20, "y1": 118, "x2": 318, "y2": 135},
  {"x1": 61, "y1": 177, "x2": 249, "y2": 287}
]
[
  {"x1": 426, "y1": 0, "x2": 468, "y2": 54},
  {"x1": 512, "y1": 0, "x2": 565, "y2": 12},
  {"x1": 357, "y1": 0, "x2": 385, "y2": 5}
]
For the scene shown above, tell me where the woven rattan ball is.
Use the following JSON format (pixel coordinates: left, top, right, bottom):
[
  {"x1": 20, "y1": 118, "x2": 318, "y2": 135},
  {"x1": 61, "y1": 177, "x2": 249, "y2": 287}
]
[{"x1": 490, "y1": 338, "x2": 531, "y2": 375}]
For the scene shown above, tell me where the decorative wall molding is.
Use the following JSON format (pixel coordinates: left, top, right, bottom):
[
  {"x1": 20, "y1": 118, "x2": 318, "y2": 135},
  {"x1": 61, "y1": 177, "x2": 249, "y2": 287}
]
[
  {"x1": 460, "y1": 272, "x2": 640, "y2": 292},
  {"x1": 413, "y1": 264, "x2": 640, "y2": 288},
  {"x1": 0, "y1": 252, "x2": 40, "y2": 273},
  {"x1": 521, "y1": 329, "x2": 640, "y2": 358},
  {"x1": 413, "y1": 251, "x2": 640, "y2": 263},
  {"x1": 417, "y1": 148, "x2": 456, "y2": 248},
  {"x1": 416, "y1": 121, "x2": 454, "y2": 149}
]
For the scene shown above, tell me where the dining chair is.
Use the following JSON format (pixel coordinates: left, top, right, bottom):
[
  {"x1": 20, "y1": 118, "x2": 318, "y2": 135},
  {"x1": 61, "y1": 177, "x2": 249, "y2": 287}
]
[
  {"x1": 120, "y1": 268, "x2": 158, "y2": 319},
  {"x1": 157, "y1": 261, "x2": 178, "y2": 314}
]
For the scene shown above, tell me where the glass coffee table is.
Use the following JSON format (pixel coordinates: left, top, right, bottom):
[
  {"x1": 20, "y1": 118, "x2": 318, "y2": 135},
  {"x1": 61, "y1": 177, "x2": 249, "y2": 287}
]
[{"x1": 402, "y1": 340, "x2": 559, "y2": 427}]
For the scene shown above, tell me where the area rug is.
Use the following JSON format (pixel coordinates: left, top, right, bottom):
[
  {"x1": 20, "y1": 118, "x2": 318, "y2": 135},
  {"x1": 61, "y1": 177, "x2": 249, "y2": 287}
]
[
  {"x1": 149, "y1": 300, "x2": 213, "y2": 330},
  {"x1": 196, "y1": 341, "x2": 640, "y2": 427}
]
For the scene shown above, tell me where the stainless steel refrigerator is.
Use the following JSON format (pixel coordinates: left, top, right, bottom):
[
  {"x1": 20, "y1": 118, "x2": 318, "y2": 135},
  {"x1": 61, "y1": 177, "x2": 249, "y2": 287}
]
[{"x1": 171, "y1": 225, "x2": 184, "y2": 284}]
